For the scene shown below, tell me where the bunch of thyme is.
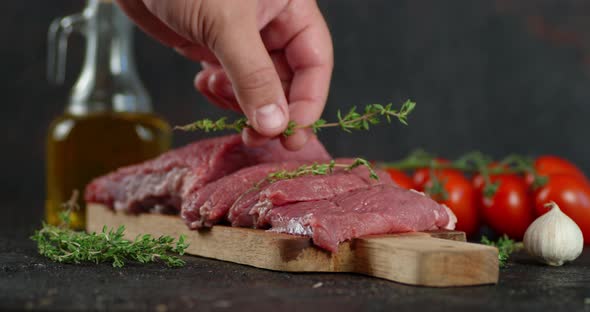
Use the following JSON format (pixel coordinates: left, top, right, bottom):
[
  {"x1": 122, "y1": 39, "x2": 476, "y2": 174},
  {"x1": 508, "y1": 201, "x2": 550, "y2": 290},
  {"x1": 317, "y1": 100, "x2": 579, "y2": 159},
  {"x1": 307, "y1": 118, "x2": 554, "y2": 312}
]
[
  {"x1": 175, "y1": 100, "x2": 416, "y2": 136},
  {"x1": 31, "y1": 191, "x2": 188, "y2": 268}
]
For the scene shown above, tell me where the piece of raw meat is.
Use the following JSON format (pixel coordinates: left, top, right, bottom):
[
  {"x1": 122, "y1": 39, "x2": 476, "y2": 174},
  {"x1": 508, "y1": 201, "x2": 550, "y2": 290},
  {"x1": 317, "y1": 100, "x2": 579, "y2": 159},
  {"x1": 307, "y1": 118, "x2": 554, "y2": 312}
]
[
  {"x1": 227, "y1": 159, "x2": 393, "y2": 228},
  {"x1": 267, "y1": 184, "x2": 457, "y2": 252},
  {"x1": 181, "y1": 161, "x2": 305, "y2": 229},
  {"x1": 85, "y1": 134, "x2": 330, "y2": 213}
]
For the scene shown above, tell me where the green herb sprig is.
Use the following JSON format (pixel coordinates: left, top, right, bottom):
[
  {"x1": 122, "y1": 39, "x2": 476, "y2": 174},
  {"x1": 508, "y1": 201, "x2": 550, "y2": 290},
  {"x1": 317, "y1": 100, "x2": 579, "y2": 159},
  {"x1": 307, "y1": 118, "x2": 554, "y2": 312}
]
[
  {"x1": 266, "y1": 158, "x2": 379, "y2": 184},
  {"x1": 174, "y1": 117, "x2": 248, "y2": 133},
  {"x1": 481, "y1": 234, "x2": 523, "y2": 267},
  {"x1": 175, "y1": 100, "x2": 416, "y2": 136},
  {"x1": 31, "y1": 191, "x2": 188, "y2": 268}
]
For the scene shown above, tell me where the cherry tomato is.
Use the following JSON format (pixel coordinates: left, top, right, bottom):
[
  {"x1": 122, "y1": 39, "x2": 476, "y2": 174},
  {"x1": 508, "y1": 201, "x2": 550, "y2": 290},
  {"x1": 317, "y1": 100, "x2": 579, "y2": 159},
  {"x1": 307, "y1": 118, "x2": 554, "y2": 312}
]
[
  {"x1": 525, "y1": 155, "x2": 587, "y2": 187},
  {"x1": 385, "y1": 169, "x2": 414, "y2": 189},
  {"x1": 414, "y1": 169, "x2": 479, "y2": 236},
  {"x1": 479, "y1": 175, "x2": 534, "y2": 240},
  {"x1": 535, "y1": 173, "x2": 590, "y2": 244}
]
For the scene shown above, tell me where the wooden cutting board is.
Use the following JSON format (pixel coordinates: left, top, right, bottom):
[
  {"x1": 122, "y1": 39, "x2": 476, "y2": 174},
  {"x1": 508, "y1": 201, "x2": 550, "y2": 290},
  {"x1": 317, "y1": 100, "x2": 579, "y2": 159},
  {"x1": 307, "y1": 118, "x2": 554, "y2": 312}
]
[{"x1": 87, "y1": 204, "x2": 499, "y2": 287}]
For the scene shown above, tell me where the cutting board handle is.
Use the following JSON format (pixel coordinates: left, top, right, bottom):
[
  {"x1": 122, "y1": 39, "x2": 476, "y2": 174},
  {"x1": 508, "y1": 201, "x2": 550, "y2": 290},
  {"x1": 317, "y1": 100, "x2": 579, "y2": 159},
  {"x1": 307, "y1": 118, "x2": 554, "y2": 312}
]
[{"x1": 349, "y1": 234, "x2": 499, "y2": 287}]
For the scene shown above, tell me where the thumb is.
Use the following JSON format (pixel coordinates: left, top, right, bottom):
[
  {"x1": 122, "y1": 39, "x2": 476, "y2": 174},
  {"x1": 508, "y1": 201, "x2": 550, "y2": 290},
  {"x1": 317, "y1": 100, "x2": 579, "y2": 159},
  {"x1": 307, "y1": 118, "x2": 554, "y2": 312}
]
[{"x1": 211, "y1": 17, "x2": 289, "y2": 137}]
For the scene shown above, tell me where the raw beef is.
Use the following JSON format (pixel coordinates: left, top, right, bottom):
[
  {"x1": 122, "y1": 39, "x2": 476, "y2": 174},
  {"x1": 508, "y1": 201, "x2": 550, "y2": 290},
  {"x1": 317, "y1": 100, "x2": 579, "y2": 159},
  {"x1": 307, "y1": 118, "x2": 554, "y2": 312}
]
[
  {"x1": 181, "y1": 161, "x2": 305, "y2": 229},
  {"x1": 267, "y1": 185, "x2": 457, "y2": 252},
  {"x1": 227, "y1": 159, "x2": 393, "y2": 228},
  {"x1": 85, "y1": 134, "x2": 330, "y2": 213},
  {"x1": 85, "y1": 133, "x2": 457, "y2": 253}
]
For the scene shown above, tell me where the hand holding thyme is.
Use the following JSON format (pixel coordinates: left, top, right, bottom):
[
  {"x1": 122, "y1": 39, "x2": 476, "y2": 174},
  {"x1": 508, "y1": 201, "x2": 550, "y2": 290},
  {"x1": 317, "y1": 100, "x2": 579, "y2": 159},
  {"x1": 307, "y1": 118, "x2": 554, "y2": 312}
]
[
  {"x1": 31, "y1": 191, "x2": 188, "y2": 268},
  {"x1": 175, "y1": 100, "x2": 416, "y2": 136}
]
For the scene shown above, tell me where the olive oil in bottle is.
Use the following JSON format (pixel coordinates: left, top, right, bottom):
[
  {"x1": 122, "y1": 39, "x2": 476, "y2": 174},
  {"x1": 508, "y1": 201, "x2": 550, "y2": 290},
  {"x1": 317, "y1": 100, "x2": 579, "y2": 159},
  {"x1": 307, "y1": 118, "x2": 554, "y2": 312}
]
[{"x1": 46, "y1": 0, "x2": 171, "y2": 229}]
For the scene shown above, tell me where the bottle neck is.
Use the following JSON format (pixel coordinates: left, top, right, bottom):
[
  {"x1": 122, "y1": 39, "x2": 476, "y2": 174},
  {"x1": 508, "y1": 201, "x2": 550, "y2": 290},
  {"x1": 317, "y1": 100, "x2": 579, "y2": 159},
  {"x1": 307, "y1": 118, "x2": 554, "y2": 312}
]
[{"x1": 68, "y1": 0, "x2": 152, "y2": 115}]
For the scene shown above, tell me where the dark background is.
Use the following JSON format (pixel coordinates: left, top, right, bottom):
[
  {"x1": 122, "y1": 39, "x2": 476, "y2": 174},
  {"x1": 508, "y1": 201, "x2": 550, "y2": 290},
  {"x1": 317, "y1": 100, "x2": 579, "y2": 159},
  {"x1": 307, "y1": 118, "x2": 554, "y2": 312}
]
[{"x1": 4, "y1": 0, "x2": 590, "y2": 231}]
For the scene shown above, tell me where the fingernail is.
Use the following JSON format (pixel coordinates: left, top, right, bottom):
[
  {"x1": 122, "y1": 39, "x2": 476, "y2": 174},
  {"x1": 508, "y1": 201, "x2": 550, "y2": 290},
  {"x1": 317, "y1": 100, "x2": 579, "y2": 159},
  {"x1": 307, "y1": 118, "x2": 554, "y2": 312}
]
[{"x1": 255, "y1": 103, "x2": 285, "y2": 131}]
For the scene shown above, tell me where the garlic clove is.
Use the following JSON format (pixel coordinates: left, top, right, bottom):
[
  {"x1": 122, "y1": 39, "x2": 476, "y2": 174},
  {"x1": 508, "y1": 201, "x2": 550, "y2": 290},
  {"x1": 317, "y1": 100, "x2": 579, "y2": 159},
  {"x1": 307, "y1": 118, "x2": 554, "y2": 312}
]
[{"x1": 523, "y1": 201, "x2": 584, "y2": 266}]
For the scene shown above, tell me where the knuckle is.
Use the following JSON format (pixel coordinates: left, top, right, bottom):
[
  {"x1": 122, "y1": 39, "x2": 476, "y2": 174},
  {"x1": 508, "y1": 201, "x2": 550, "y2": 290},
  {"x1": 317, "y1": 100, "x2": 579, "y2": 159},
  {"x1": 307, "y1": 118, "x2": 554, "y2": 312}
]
[
  {"x1": 199, "y1": 1, "x2": 254, "y2": 49},
  {"x1": 144, "y1": 0, "x2": 207, "y2": 44},
  {"x1": 184, "y1": 0, "x2": 205, "y2": 42}
]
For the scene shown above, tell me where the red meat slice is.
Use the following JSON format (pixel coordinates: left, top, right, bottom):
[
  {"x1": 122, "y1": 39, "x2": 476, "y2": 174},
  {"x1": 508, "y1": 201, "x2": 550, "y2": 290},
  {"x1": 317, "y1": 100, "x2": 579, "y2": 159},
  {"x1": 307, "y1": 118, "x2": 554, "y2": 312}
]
[{"x1": 267, "y1": 184, "x2": 457, "y2": 252}]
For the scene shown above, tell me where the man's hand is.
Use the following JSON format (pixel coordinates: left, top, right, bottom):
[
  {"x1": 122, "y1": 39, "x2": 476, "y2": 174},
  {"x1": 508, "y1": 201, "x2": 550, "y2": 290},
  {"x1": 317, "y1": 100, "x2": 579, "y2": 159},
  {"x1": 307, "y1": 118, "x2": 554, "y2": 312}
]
[{"x1": 116, "y1": 0, "x2": 333, "y2": 150}]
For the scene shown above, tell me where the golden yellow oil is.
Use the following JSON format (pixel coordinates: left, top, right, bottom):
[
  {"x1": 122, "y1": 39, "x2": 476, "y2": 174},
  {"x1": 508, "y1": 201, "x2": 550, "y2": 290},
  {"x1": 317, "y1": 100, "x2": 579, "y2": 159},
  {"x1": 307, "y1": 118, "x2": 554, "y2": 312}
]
[{"x1": 46, "y1": 112, "x2": 171, "y2": 230}]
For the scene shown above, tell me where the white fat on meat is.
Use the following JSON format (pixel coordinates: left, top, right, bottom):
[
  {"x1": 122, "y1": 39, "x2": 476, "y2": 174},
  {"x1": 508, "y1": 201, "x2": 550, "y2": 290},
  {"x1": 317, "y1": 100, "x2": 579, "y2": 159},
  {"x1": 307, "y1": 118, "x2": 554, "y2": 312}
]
[
  {"x1": 442, "y1": 204, "x2": 457, "y2": 230},
  {"x1": 267, "y1": 214, "x2": 314, "y2": 236}
]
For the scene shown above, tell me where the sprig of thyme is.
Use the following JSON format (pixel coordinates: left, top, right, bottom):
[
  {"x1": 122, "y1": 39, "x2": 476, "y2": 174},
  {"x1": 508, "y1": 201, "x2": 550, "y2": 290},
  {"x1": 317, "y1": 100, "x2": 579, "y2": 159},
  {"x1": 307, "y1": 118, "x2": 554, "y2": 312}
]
[
  {"x1": 174, "y1": 117, "x2": 248, "y2": 133},
  {"x1": 481, "y1": 234, "x2": 523, "y2": 267},
  {"x1": 31, "y1": 191, "x2": 188, "y2": 268},
  {"x1": 266, "y1": 158, "x2": 379, "y2": 184},
  {"x1": 175, "y1": 100, "x2": 416, "y2": 136}
]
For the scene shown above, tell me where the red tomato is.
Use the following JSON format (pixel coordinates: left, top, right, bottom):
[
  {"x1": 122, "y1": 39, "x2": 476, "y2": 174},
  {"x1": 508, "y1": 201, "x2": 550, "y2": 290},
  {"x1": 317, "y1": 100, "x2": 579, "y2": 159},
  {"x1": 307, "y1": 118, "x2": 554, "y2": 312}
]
[
  {"x1": 385, "y1": 169, "x2": 414, "y2": 189},
  {"x1": 479, "y1": 175, "x2": 534, "y2": 240},
  {"x1": 525, "y1": 155, "x2": 587, "y2": 187},
  {"x1": 535, "y1": 174, "x2": 590, "y2": 244},
  {"x1": 414, "y1": 169, "x2": 479, "y2": 236}
]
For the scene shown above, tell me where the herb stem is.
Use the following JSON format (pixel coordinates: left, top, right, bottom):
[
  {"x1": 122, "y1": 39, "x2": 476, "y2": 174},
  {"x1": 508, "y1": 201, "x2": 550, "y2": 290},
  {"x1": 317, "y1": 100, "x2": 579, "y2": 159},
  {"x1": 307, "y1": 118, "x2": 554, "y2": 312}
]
[
  {"x1": 175, "y1": 100, "x2": 416, "y2": 136},
  {"x1": 266, "y1": 158, "x2": 379, "y2": 183}
]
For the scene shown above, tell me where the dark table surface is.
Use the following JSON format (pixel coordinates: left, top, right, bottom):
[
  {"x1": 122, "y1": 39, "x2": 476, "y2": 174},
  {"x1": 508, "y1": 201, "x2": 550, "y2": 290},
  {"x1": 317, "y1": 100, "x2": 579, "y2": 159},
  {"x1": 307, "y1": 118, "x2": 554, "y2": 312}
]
[{"x1": 1, "y1": 220, "x2": 589, "y2": 312}]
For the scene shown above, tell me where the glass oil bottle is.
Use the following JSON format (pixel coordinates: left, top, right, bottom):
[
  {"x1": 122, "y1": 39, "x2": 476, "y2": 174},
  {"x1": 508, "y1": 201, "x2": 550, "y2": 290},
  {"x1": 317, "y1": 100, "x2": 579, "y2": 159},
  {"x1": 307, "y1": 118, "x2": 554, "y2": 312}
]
[{"x1": 46, "y1": 0, "x2": 171, "y2": 229}]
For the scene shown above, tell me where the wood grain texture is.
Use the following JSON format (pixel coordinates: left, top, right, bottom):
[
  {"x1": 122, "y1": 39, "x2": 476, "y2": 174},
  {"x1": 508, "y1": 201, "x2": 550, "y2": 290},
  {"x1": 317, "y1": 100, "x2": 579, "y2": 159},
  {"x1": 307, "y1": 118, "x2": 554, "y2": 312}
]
[{"x1": 87, "y1": 204, "x2": 499, "y2": 287}]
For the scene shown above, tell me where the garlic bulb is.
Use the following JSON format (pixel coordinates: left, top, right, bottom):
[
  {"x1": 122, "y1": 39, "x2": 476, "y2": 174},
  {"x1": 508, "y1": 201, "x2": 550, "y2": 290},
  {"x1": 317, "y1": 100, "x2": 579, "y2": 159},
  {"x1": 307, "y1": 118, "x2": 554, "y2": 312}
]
[{"x1": 523, "y1": 201, "x2": 584, "y2": 266}]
